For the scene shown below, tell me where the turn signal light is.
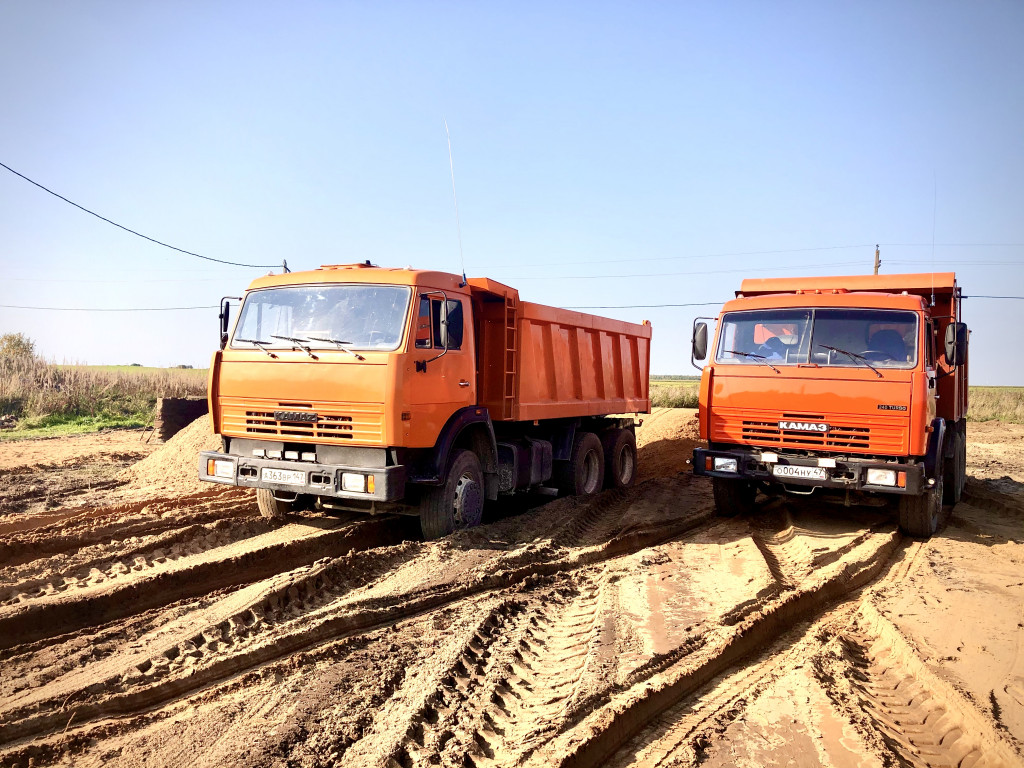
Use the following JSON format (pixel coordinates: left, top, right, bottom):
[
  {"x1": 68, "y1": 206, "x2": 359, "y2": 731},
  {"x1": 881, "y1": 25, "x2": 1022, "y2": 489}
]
[
  {"x1": 367, "y1": 475, "x2": 375, "y2": 494},
  {"x1": 705, "y1": 457, "x2": 713, "y2": 471},
  {"x1": 897, "y1": 472, "x2": 906, "y2": 488}
]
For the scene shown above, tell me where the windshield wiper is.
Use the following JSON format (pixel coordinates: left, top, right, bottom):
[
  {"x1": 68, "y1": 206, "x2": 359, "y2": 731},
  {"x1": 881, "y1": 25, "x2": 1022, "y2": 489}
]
[
  {"x1": 725, "y1": 349, "x2": 780, "y2": 374},
  {"x1": 270, "y1": 335, "x2": 320, "y2": 360},
  {"x1": 818, "y1": 344, "x2": 882, "y2": 378},
  {"x1": 304, "y1": 336, "x2": 366, "y2": 361},
  {"x1": 235, "y1": 338, "x2": 279, "y2": 359}
]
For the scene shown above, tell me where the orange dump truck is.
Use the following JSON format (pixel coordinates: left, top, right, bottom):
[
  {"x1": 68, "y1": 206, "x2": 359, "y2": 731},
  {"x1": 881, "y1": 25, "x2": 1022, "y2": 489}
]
[
  {"x1": 691, "y1": 273, "x2": 968, "y2": 537},
  {"x1": 200, "y1": 264, "x2": 651, "y2": 538}
]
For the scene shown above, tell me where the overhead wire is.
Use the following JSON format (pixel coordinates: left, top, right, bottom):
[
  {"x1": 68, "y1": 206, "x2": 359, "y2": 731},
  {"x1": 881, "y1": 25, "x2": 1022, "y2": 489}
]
[
  {"x1": 0, "y1": 160, "x2": 279, "y2": 269},
  {"x1": 0, "y1": 304, "x2": 218, "y2": 312}
]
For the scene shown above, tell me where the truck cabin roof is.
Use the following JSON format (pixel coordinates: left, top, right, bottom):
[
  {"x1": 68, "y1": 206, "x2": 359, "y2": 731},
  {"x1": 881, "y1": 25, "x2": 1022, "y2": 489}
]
[
  {"x1": 244, "y1": 264, "x2": 521, "y2": 302},
  {"x1": 737, "y1": 272, "x2": 957, "y2": 301}
]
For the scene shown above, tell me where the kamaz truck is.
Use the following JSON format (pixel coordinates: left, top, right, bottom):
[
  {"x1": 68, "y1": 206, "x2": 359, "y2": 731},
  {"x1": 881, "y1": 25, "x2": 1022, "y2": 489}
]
[
  {"x1": 199, "y1": 263, "x2": 651, "y2": 539},
  {"x1": 691, "y1": 273, "x2": 968, "y2": 537}
]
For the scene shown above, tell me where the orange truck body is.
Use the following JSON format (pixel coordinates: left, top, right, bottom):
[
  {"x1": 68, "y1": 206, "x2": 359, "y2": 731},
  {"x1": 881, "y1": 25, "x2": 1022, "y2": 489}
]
[
  {"x1": 200, "y1": 264, "x2": 650, "y2": 534},
  {"x1": 692, "y1": 273, "x2": 969, "y2": 535}
]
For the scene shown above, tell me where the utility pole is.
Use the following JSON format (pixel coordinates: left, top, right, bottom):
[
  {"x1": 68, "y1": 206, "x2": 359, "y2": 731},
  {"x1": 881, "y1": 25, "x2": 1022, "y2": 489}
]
[{"x1": 873, "y1": 244, "x2": 880, "y2": 275}]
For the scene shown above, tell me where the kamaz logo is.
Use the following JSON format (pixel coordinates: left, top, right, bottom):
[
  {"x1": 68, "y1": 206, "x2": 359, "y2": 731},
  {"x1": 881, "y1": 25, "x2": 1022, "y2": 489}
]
[
  {"x1": 778, "y1": 420, "x2": 829, "y2": 432},
  {"x1": 274, "y1": 411, "x2": 319, "y2": 423}
]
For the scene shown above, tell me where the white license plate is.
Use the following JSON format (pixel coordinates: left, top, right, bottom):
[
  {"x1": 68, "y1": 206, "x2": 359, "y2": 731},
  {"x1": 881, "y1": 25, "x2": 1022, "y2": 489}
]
[
  {"x1": 261, "y1": 468, "x2": 307, "y2": 486},
  {"x1": 772, "y1": 464, "x2": 828, "y2": 481}
]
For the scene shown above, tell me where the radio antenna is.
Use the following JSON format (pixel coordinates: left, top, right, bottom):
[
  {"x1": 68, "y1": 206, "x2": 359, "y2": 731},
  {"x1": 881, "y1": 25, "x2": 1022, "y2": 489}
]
[
  {"x1": 930, "y1": 174, "x2": 937, "y2": 307},
  {"x1": 444, "y1": 119, "x2": 467, "y2": 287}
]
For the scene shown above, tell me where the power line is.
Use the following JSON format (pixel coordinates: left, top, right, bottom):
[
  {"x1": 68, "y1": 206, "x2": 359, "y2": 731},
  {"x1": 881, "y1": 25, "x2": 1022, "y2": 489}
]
[
  {"x1": 0, "y1": 304, "x2": 217, "y2": 312},
  {"x1": 0, "y1": 160, "x2": 279, "y2": 269}
]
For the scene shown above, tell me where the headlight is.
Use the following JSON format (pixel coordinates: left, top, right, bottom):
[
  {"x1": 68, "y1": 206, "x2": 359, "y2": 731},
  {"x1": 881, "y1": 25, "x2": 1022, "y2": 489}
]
[
  {"x1": 341, "y1": 472, "x2": 367, "y2": 492},
  {"x1": 866, "y1": 468, "x2": 896, "y2": 486},
  {"x1": 207, "y1": 458, "x2": 235, "y2": 479},
  {"x1": 714, "y1": 457, "x2": 738, "y2": 473}
]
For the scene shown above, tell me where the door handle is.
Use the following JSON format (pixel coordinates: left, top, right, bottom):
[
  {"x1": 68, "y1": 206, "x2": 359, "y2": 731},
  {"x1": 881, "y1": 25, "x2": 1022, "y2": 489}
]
[{"x1": 459, "y1": 380, "x2": 471, "y2": 388}]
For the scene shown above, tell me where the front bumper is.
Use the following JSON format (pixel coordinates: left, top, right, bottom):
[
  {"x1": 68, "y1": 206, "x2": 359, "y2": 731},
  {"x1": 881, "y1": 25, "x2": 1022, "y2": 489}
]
[
  {"x1": 198, "y1": 451, "x2": 407, "y2": 502},
  {"x1": 693, "y1": 446, "x2": 925, "y2": 495}
]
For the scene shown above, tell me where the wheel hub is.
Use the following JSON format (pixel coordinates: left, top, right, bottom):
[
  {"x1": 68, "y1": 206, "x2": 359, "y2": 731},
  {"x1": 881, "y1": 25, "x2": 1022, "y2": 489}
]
[{"x1": 453, "y1": 476, "x2": 483, "y2": 528}]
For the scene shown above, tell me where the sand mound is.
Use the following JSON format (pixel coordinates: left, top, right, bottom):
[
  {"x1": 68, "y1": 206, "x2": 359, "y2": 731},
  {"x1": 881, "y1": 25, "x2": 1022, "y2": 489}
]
[
  {"x1": 636, "y1": 407, "x2": 701, "y2": 481},
  {"x1": 122, "y1": 415, "x2": 221, "y2": 495}
]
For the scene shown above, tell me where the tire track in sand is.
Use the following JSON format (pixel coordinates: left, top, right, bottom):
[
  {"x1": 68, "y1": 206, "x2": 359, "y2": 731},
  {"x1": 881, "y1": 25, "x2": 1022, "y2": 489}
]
[
  {"x1": 817, "y1": 603, "x2": 1023, "y2": 768},
  {"x1": 0, "y1": 478, "x2": 714, "y2": 751},
  {"x1": 521, "y1": 526, "x2": 902, "y2": 768}
]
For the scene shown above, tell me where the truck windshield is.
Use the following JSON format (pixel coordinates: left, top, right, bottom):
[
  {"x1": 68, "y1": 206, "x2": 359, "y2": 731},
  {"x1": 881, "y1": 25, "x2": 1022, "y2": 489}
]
[
  {"x1": 231, "y1": 284, "x2": 411, "y2": 351},
  {"x1": 716, "y1": 308, "x2": 918, "y2": 369}
]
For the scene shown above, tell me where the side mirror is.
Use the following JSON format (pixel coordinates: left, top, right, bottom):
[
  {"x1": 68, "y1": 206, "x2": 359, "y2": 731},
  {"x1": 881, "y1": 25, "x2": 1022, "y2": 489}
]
[
  {"x1": 219, "y1": 299, "x2": 231, "y2": 349},
  {"x1": 692, "y1": 322, "x2": 708, "y2": 361},
  {"x1": 944, "y1": 322, "x2": 968, "y2": 366}
]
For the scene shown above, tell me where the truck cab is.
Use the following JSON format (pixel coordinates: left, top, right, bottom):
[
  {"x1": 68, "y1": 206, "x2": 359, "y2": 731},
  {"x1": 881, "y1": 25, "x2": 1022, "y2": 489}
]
[{"x1": 691, "y1": 273, "x2": 968, "y2": 537}]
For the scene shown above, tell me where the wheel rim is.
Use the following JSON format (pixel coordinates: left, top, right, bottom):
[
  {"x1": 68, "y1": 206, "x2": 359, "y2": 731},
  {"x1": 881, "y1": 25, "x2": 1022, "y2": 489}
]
[
  {"x1": 617, "y1": 445, "x2": 635, "y2": 485},
  {"x1": 453, "y1": 473, "x2": 483, "y2": 528},
  {"x1": 582, "y1": 449, "x2": 601, "y2": 493}
]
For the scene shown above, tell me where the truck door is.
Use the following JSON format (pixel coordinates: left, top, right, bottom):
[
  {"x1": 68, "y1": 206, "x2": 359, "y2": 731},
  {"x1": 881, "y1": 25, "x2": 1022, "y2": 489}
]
[{"x1": 408, "y1": 292, "x2": 476, "y2": 418}]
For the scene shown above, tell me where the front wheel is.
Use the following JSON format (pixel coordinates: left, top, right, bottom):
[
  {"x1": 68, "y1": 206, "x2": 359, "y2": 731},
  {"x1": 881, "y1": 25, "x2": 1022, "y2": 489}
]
[
  {"x1": 256, "y1": 488, "x2": 291, "y2": 519},
  {"x1": 899, "y1": 474, "x2": 944, "y2": 538},
  {"x1": 711, "y1": 477, "x2": 757, "y2": 517},
  {"x1": 419, "y1": 449, "x2": 485, "y2": 540},
  {"x1": 943, "y1": 429, "x2": 966, "y2": 505}
]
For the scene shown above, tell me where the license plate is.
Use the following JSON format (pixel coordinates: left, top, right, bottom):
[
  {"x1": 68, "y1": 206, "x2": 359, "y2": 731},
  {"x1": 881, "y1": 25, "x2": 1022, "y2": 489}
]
[
  {"x1": 772, "y1": 464, "x2": 828, "y2": 481},
  {"x1": 261, "y1": 468, "x2": 307, "y2": 486}
]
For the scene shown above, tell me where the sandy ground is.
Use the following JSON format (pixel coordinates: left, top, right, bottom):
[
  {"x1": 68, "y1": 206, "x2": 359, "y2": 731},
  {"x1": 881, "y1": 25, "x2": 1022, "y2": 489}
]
[{"x1": 0, "y1": 409, "x2": 1021, "y2": 768}]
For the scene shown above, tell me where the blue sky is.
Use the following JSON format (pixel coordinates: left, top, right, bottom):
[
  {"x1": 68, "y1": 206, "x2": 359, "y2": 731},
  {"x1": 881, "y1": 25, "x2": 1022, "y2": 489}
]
[{"x1": 1, "y1": 2, "x2": 1021, "y2": 383}]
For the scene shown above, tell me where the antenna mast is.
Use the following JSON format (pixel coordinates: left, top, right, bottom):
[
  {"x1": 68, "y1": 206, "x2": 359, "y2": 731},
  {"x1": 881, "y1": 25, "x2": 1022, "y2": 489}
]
[{"x1": 444, "y1": 119, "x2": 467, "y2": 286}]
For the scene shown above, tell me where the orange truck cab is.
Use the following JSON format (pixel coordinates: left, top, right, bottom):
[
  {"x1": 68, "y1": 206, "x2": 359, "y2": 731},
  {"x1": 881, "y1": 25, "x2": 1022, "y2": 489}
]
[
  {"x1": 199, "y1": 264, "x2": 651, "y2": 538},
  {"x1": 691, "y1": 273, "x2": 969, "y2": 537}
]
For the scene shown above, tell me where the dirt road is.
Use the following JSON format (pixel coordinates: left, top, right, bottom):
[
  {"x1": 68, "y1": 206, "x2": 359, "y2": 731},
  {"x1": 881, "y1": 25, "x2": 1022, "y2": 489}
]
[{"x1": 0, "y1": 411, "x2": 1021, "y2": 767}]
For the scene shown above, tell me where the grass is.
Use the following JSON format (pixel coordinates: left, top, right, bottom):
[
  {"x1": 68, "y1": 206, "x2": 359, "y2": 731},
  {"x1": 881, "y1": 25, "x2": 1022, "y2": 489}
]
[
  {"x1": 650, "y1": 378, "x2": 700, "y2": 409},
  {"x1": 967, "y1": 386, "x2": 1024, "y2": 423},
  {"x1": 0, "y1": 357, "x2": 207, "y2": 440}
]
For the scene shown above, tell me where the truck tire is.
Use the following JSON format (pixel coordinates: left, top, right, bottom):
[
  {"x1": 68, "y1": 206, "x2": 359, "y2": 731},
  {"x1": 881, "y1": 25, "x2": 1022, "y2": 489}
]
[
  {"x1": 557, "y1": 432, "x2": 605, "y2": 497},
  {"x1": 711, "y1": 477, "x2": 757, "y2": 517},
  {"x1": 899, "y1": 475, "x2": 944, "y2": 538},
  {"x1": 602, "y1": 429, "x2": 637, "y2": 489},
  {"x1": 256, "y1": 488, "x2": 291, "y2": 520},
  {"x1": 943, "y1": 429, "x2": 966, "y2": 505},
  {"x1": 419, "y1": 449, "x2": 485, "y2": 540}
]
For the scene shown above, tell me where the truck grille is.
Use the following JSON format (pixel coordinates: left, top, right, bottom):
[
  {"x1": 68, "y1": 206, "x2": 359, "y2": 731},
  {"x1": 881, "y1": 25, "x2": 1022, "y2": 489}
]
[
  {"x1": 219, "y1": 398, "x2": 384, "y2": 445},
  {"x1": 741, "y1": 420, "x2": 871, "y2": 449},
  {"x1": 712, "y1": 408, "x2": 907, "y2": 455}
]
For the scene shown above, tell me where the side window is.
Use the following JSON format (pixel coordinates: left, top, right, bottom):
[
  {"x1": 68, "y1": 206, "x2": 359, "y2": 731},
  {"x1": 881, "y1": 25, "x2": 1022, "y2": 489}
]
[
  {"x1": 441, "y1": 300, "x2": 463, "y2": 350},
  {"x1": 415, "y1": 297, "x2": 432, "y2": 349},
  {"x1": 416, "y1": 297, "x2": 464, "y2": 350}
]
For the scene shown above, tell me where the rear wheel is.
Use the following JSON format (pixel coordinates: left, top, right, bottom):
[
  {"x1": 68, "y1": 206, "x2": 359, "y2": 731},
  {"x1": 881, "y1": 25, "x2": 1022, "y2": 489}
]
[
  {"x1": 712, "y1": 477, "x2": 757, "y2": 516},
  {"x1": 602, "y1": 429, "x2": 638, "y2": 489},
  {"x1": 899, "y1": 474, "x2": 944, "y2": 538},
  {"x1": 256, "y1": 488, "x2": 291, "y2": 520},
  {"x1": 419, "y1": 449, "x2": 485, "y2": 540},
  {"x1": 556, "y1": 432, "x2": 605, "y2": 497}
]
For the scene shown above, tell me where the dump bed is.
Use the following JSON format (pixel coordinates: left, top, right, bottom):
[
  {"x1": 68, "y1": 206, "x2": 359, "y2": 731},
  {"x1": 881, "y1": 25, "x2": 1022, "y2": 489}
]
[{"x1": 468, "y1": 279, "x2": 651, "y2": 421}]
